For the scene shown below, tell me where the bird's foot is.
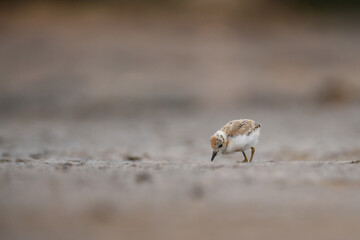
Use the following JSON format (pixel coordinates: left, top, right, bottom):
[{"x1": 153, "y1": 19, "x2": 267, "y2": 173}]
[{"x1": 241, "y1": 159, "x2": 248, "y2": 163}]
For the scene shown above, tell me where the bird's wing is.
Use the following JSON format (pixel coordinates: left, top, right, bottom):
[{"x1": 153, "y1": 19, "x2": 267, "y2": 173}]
[{"x1": 221, "y1": 119, "x2": 259, "y2": 137}]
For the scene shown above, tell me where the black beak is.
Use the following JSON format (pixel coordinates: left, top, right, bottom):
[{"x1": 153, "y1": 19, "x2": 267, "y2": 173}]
[{"x1": 211, "y1": 151, "x2": 218, "y2": 161}]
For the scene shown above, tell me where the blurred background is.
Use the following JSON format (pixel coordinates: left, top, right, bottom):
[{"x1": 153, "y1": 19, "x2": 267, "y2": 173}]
[
  {"x1": 1, "y1": 1, "x2": 360, "y2": 240},
  {"x1": 0, "y1": 0, "x2": 359, "y2": 118}
]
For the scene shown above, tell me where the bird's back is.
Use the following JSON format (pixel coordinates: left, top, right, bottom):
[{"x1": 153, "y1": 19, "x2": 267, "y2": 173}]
[{"x1": 221, "y1": 119, "x2": 260, "y2": 137}]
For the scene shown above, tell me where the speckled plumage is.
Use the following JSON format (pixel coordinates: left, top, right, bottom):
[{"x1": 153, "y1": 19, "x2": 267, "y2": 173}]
[
  {"x1": 210, "y1": 119, "x2": 261, "y2": 162},
  {"x1": 221, "y1": 119, "x2": 260, "y2": 137}
]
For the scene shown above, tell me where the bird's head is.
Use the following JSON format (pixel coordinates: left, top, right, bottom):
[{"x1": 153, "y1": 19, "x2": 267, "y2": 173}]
[{"x1": 209, "y1": 131, "x2": 227, "y2": 161}]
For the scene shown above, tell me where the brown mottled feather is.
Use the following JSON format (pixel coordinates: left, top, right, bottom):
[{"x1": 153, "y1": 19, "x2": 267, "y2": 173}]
[
  {"x1": 221, "y1": 119, "x2": 260, "y2": 137},
  {"x1": 210, "y1": 136, "x2": 218, "y2": 148}
]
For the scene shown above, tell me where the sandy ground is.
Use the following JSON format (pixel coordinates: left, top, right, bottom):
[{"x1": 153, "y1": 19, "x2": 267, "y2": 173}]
[
  {"x1": 1, "y1": 12, "x2": 360, "y2": 240},
  {"x1": 1, "y1": 106, "x2": 360, "y2": 240}
]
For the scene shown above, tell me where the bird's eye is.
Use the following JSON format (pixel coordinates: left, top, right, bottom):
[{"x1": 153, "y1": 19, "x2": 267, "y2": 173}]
[{"x1": 219, "y1": 144, "x2": 223, "y2": 148}]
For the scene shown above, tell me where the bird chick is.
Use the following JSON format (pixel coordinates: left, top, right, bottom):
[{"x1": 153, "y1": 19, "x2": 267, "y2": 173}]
[{"x1": 210, "y1": 119, "x2": 261, "y2": 162}]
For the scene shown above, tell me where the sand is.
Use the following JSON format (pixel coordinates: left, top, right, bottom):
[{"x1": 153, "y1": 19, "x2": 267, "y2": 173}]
[{"x1": 1, "y1": 106, "x2": 360, "y2": 240}]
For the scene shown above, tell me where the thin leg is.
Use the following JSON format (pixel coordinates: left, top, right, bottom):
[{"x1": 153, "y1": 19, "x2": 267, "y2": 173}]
[
  {"x1": 241, "y1": 151, "x2": 248, "y2": 163},
  {"x1": 250, "y1": 147, "x2": 255, "y2": 162}
]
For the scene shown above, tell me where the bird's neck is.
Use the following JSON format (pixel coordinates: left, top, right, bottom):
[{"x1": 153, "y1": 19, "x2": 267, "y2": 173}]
[{"x1": 216, "y1": 130, "x2": 227, "y2": 142}]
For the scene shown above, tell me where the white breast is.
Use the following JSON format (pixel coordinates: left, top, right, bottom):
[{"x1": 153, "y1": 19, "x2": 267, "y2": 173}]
[{"x1": 224, "y1": 129, "x2": 260, "y2": 154}]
